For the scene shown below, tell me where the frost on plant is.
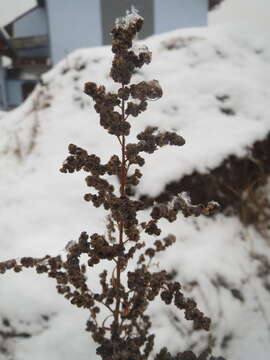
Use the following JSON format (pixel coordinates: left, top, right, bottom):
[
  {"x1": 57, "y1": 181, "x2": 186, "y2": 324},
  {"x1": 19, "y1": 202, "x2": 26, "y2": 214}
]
[{"x1": 115, "y1": 6, "x2": 143, "y2": 29}]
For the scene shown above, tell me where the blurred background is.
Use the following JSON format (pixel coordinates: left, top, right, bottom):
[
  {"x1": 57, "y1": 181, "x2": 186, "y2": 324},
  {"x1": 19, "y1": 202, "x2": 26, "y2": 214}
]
[
  {"x1": 2, "y1": 0, "x2": 270, "y2": 30},
  {"x1": 0, "y1": 0, "x2": 269, "y2": 109},
  {"x1": 0, "y1": 1, "x2": 269, "y2": 360}
]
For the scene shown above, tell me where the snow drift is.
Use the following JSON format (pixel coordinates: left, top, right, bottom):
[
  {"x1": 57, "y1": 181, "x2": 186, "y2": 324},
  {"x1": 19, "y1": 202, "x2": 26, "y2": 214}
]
[{"x1": 0, "y1": 25, "x2": 270, "y2": 360}]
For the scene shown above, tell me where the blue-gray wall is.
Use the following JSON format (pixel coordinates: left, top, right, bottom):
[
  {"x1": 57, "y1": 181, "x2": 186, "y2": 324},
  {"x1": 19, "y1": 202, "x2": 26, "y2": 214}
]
[
  {"x1": 154, "y1": 0, "x2": 207, "y2": 33},
  {"x1": 0, "y1": 59, "x2": 7, "y2": 110},
  {"x1": 0, "y1": 57, "x2": 6, "y2": 110},
  {"x1": 46, "y1": 0, "x2": 102, "y2": 65},
  {"x1": 0, "y1": 57, "x2": 8, "y2": 110},
  {"x1": 13, "y1": 7, "x2": 48, "y2": 38},
  {"x1": 6, "y1": 79, "x2": 23, "y2": 107}
]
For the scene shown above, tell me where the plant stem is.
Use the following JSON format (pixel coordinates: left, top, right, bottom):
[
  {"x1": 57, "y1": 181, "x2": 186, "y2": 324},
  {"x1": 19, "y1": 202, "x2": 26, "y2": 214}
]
[{"x1": 113, "y1": 85, "x2": 127, "y2": 345}]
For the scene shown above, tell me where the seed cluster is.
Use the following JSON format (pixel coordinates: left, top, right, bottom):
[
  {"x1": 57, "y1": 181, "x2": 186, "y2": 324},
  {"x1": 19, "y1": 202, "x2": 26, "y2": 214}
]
[{"x1": 0, "y1": 10, "x2": 223, "y2": 360}]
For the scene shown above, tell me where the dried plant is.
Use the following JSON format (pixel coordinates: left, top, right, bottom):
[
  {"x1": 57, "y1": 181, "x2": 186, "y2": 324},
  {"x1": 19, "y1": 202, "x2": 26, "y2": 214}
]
[{"x1": 0, "y1": 11, "x2": 223, "y2": 360}]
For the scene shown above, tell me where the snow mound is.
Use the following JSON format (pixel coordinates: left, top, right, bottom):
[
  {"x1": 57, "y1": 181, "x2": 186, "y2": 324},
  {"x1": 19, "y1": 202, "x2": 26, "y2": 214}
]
[
  {"x1": 1, "y1": 25, "x2": 270, "y2": 198},
  {"x1": 0, "y1": 25, "x2": 270, "y2": 360}
]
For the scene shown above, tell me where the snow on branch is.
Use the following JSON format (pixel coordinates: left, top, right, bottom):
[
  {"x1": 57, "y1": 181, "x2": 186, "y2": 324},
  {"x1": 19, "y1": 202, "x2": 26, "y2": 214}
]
[{"x1": 115, "y1": 6, "x2": 143, "y2": 29}]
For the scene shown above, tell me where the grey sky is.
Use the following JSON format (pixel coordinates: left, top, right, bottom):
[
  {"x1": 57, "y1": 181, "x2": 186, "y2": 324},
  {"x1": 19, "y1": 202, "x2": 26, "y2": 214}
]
[{"x1": 0, "y1": 0, "x2": 269, "y2": 30}]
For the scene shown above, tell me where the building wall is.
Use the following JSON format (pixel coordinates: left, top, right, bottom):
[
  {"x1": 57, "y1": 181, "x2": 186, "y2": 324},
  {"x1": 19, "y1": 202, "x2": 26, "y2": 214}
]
[
  {"x1": 0, "y1": 59, "x2": 7, "y2": 110},
  {"x1": 13, "y1": 7, "x2": 48, "y2": 38},
  {"x1": 6, "y1": 79, "x2": 23, "y2": 107},
  {"x1": 46, "y1": 0, "x2": 102, "y2": 65},
  {"x1": 100, "y1": 0, "x2": 154, "y2": 45},
  {"x1": 154, "y1": 0, "x2": 208, "y2": 33}
]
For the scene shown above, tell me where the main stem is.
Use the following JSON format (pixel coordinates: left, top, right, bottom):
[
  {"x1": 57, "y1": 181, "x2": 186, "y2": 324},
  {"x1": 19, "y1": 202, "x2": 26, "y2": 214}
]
[{"x1": 113, "y1": 85, "x2": 127, "y2": 343}]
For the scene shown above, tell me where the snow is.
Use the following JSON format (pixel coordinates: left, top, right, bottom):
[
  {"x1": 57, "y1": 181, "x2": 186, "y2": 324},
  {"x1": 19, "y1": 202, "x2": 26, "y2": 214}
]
[
  {"x1": 115, "y1": 6, "x2": 143, "y2": 29},
  {"x1": 0, "y1": 25, "x2": 270, "y2": 359},
  {"x1": 132, "y1": 44, "x2": 151, "y2": 57}
]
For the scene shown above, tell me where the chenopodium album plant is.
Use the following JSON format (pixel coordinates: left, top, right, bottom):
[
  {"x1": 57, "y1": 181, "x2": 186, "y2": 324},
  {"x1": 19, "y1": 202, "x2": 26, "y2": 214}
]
[{"x1": 0, "y1": 10, "x2": 223, "y2": 360}]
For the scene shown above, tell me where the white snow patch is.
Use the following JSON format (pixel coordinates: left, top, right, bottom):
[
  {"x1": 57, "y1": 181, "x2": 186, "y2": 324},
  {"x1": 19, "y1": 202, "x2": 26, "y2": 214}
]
[{"x1": 0, "y1": 25, "x2": 269, "y2": 359}]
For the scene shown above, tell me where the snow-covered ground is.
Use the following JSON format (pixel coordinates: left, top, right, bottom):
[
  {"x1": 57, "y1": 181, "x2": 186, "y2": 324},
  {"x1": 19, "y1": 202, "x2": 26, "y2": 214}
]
[{"x1": 0, "y1": 25, "x2": 270, "y2": 359}]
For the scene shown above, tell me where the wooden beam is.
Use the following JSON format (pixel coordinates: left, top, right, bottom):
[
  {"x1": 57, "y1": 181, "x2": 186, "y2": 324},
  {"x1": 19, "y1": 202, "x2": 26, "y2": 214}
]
[
  {"x1": 13, "y1": 56, "x2": 48, "y2": 67},
  {"x1": 10, "y1": 35, "x2": 48, "y2": 50}
]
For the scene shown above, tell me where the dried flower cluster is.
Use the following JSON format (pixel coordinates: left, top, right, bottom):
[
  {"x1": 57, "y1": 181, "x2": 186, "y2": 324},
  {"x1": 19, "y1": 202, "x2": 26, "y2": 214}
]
[{"x1": 0, "y1": 10, "x2": 223, "y2": 360}]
